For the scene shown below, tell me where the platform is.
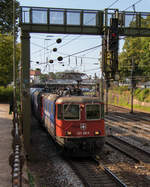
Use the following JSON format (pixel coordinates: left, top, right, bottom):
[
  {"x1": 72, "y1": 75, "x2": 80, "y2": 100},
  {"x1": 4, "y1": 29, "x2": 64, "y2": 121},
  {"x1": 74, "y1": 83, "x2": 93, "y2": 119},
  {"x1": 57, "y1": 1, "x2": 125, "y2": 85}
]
[
  {"x1": 0, "y1": 104, "x2": 29, "y2": 187},
  {"x1": 0, "y1": 104, "x2": 13, "y2": 187}
]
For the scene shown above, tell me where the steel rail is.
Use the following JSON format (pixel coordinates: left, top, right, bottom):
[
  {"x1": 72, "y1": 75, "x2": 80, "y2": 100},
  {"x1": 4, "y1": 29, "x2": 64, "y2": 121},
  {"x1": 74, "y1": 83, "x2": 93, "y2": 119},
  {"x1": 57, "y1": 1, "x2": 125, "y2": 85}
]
[
  {"x1": 104, "y1": 166, "x2": 127, "y2": 187},
  {"x1": 106, "y1": 135, "x2": 150, "y2": 164}
]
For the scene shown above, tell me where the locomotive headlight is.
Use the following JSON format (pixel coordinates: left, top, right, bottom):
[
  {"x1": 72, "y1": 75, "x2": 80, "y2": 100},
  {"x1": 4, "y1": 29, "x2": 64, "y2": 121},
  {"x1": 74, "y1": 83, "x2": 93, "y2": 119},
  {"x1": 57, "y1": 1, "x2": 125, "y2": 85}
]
[
  {"x1": 66, "y1": 131, "x2": 72, "y2": 136},
  {"x1": 94, "y1": 131, "x2": 100, "y2": 135}
]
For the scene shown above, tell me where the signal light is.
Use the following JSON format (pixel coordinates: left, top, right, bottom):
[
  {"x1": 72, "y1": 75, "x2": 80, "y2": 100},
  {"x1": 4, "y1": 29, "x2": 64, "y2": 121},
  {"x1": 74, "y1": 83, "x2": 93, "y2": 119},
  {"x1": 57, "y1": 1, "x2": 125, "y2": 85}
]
[
  {"x1": 111, "y1": 33, "x2": 116, "y2": 37},
  {"x1": 108, "y1": 18, "x2": 119, "y2": 51}
]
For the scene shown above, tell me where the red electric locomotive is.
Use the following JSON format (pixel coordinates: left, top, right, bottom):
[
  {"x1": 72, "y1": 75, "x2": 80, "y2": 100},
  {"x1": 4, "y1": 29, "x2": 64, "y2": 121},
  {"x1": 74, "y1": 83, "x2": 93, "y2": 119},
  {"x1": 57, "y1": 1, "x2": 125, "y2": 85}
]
[
  {"x1": 31, "y1": 87, "x2": 105, "y2": 156},
  {"x1": 41, "y1": 92, "x2": 105, "y2": 156}
]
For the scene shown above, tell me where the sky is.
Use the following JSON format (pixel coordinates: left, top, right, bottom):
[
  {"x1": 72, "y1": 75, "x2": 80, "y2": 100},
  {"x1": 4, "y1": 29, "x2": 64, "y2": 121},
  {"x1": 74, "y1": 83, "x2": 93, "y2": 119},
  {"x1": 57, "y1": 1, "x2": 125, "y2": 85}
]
[{"x1": 17, "y1": 0, "x2": 150, "y2": 77}]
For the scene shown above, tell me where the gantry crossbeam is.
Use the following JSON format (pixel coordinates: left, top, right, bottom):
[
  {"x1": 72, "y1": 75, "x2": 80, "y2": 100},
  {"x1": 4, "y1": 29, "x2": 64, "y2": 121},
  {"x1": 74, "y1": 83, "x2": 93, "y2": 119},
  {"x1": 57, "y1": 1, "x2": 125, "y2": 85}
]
[
  {"x1": 20, "y1": 6, "x2": 150, "y2": 36},
  {"x1": 19, "y1": 6, "x2": 104, "y2": 35}
]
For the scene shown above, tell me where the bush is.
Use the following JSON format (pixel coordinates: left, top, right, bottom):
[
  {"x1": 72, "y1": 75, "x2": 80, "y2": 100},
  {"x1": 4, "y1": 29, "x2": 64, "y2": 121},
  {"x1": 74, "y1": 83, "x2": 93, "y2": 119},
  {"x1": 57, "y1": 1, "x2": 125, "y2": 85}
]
[
  {"x1": 134, "y1": 88, "x2": 150, "y2": 102},
  {"x1": 134, "y1": 88, "x2": 141, "y2": 96},
  {"x1": 0, "y1": 86, "x2": 13, "y2": 103},
  {"x1": 111, "y1": 86, "x2": 129, "y2": 94},
  {"x1": 110, "y1": 87, "x2": 150, "y2": 103}
]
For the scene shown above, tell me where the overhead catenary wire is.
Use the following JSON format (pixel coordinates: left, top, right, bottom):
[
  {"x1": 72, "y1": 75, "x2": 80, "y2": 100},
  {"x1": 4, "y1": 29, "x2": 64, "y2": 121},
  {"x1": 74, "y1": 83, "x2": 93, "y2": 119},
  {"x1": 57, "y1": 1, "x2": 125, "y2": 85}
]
[
  {"x1": 33, "y1": 35, "x2": 126, "y2": 66},
  {"x1": 31, "y1": 0, "x2": 128, "y2": 66},
  {"x1": 50, "y1": 36, "x2": 125, "y2": 61},
  {"x1": 56, "y1": 50, "x2": 101, "y2": 60},
  {"x1": 107, "y1": 0, "x2": 120, "y2": 8},
  {"x1": 31, "y1": 0, "x2": 123, "y2": 59},
  {"x1": 32, "y1": 35, "x2": 69, "y2": 55},
  {"x1": 31, "y1": 0, "x2": 145, "y2": 75},
  {"x1": 59, "y1": 44, "x2": 102, "y2": 59},
  {"x1": 44, "y1": 35, "x2": 83, "y2": 56},
  {"x1": 123, "y1": 0, "x2": 143, "y2": 11}
]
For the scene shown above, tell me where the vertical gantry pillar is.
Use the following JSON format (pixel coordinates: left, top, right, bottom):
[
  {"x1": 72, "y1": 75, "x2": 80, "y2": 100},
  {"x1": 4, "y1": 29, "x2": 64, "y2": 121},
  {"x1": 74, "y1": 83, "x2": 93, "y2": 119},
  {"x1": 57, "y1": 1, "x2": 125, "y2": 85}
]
[{"x1": 20, "y1": 31, "x2": 31, "y2": 156}]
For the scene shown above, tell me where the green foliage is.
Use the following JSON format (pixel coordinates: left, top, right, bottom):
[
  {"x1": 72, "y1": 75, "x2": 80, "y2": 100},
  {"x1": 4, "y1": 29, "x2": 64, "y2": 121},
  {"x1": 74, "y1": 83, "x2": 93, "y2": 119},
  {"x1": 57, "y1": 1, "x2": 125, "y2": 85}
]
[
  {"x1": 0, "y1": 34, "x2": 20, "y2": 86},
  {"x1": 134, "y1": 88, "x2": 141, "y2": 96},
  {"x1": 111, "y1": 86, "x2": 128, "y2": 93},
  {"x1": 49, "y1": 72, "x2": 56, "y2": 79},
  {"x1": 108, "y1": 88, "x2": 150, "y2": 113},
  {"x1": 0, "y1": 86, "x2": 13, "y2": 103},
  {"x1": 39, "y1": 74, "x2": 49, "y2": 82},
  {"x1": 0, "y1": 0, "x2": 20, "y2": 34},
  {"x1": 134, "y1": 88, "x2": 150, "y2": 102},
  {"x1": 111, "y1": 87, "x2": 150, "y2": 103},
  {"x1": 27, "y1": 171, "x2": 35, "y2": 187},
  {"x1": 119, "y1": 15, "x2": 150, "y2": 81}
]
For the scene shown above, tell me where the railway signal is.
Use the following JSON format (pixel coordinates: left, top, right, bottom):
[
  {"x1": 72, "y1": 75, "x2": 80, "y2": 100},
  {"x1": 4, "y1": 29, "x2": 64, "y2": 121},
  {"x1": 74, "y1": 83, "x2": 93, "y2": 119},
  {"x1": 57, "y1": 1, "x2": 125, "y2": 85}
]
[{"x1": 108, "y1": 18, "x2": 119, "y2": 52}]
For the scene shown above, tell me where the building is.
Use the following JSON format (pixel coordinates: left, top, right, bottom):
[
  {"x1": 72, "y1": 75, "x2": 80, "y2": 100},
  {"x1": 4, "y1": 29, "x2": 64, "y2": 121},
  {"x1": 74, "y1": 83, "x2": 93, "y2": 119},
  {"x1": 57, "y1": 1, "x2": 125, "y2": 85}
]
[{"x1": 30, "y1": 69, "x2": 41, "y2": 84}]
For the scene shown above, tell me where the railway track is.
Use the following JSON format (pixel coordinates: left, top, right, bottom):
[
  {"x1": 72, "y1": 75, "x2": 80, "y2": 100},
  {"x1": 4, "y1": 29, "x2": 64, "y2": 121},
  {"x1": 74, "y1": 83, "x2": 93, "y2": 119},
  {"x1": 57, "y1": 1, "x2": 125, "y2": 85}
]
[
  {"x1": 97, "y1": 155, "x2": 150, "y2": 187},
  {"x1": 100, "y1": 135, "x2": 150, "y2": 186},
  {"x1": 66, "y1": 148, "x2": 150, "y2": 187},
  {"x1": 108, "y1": 104, "x2": 150, "y2": 122},
  {"x1": 66, "y1": 157, "x2": 127, "y2": 187},
  {"x1": 108, "y1": 110, "x2": 150, "y2": 129},
  {"x1": 106, "y1": 135, "x2": 150, "y2": 165},
  {"x1": 106, "y1": 115, "x2": 150, "y2": 138}
]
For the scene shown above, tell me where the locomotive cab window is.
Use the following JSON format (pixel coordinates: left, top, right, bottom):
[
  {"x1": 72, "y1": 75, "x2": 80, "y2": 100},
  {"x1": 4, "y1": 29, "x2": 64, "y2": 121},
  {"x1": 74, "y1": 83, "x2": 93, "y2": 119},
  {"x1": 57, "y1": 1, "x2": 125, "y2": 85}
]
[
  {"x1": 86, "y1": 104, "x2": 100, "y2": 120},
  {"x1": 63, "y1": 104, "x2": 80, "y2": 120}
]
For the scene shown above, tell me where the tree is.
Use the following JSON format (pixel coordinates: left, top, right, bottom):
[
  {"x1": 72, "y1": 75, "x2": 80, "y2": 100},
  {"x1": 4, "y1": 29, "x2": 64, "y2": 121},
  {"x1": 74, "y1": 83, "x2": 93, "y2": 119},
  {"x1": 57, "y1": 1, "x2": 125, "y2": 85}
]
[
  {"x1": 49, "y1": 72, "x2": 56, "y2": 79},
  {"x1": 119, "y1": 36, "x2": 150, "y2": 81},
  {"x1": 0, "y1": 0, "x2": 20, "y2": 34},
  {"x1": 39, "y1": 74, "x2": 49, "y2": 82},
  {"x1": 0, "y1": 34, "x2": 20, "y2": 86},
  {"x1": 119, "y1": 15, "x2": 150, "y2": 82}
]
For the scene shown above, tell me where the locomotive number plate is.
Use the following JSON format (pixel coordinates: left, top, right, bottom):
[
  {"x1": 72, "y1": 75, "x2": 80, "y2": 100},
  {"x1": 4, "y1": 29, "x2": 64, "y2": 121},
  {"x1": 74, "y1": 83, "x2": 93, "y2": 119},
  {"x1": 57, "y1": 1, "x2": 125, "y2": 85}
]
[
  {"x1": 77, "y1": 131, "x2": 90, "y2": 135},
  {"x1": 83, "y1": 131, "x2": 90, "y2": 135}
]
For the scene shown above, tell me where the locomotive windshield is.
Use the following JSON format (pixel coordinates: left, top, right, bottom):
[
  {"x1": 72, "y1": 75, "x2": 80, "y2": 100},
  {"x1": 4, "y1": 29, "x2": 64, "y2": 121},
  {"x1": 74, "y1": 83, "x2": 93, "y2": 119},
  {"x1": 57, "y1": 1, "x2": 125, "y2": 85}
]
[
  {"x1": 63, "y1": 104, "x2": 80, "y2": 120},
  {"x1": 86, "y1": 104, "x2": 100, "y2": 120}
]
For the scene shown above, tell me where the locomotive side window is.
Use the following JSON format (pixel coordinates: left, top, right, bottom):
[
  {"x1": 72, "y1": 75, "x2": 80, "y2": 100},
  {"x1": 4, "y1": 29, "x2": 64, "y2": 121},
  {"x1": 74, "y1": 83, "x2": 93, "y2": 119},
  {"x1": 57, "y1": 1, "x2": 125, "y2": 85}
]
[
  {"x1": 86, "y1": 104, "x2": 100, "y2": 120},
  {"x1": 64, "y1": 104, "x2": 80, "y2": 120},
  {"x1": 57, "y1": 104, "x2": 63, "y2": 119}
]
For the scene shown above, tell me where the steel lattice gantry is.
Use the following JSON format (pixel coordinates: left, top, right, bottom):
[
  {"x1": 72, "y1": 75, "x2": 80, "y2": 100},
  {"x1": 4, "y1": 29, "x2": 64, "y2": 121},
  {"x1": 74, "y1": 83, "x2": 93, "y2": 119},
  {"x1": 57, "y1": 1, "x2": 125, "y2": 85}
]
[
  {"x1": 19, "y1": 6, "x2": 150, "y2": 155},
  {"x1": 20, "y1": 7, "x2": 150, "y2": 36}
]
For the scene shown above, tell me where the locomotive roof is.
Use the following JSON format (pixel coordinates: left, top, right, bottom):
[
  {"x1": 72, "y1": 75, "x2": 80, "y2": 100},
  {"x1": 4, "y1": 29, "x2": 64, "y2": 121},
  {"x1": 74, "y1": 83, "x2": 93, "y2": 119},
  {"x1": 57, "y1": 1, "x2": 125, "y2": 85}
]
[
  {"x1": 43, "y1": 93, "x2": 58, "y2": 101},
  {"x1": 56, "y1": 96, "x2": 103, "y2": 104}
]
